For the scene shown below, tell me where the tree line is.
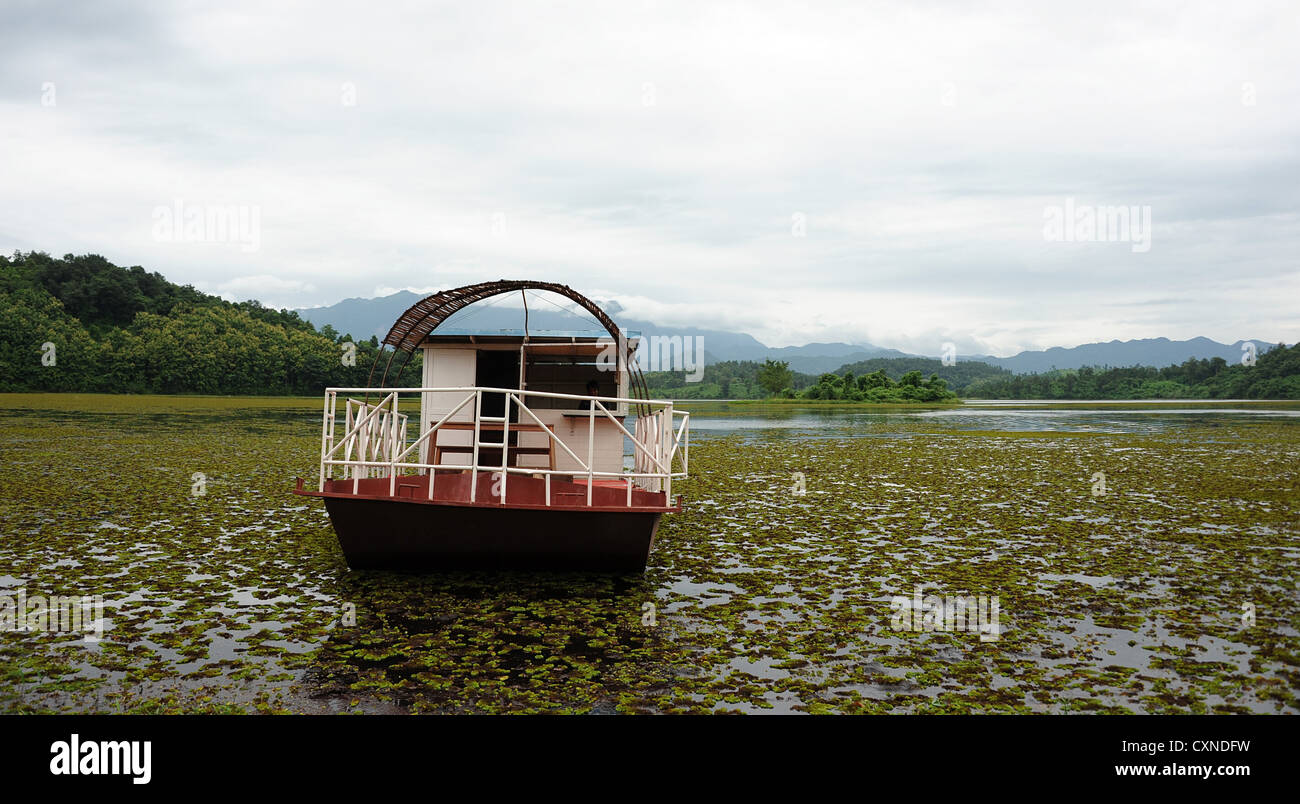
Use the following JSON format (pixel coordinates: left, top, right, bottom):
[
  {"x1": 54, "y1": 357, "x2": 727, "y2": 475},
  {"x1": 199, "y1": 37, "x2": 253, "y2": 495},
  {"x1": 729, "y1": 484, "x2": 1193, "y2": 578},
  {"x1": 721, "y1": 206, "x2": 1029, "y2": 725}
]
[
  {"x1": 962, "y1": 348, "x2": 1300, "y2": 399},
  {"x1": 642, "y1": 359, "x2": 815, "y2": 399},
  {"x1": 834, "y1": 356, "x2": 1011, "y2": 393},
  {"x1": 643, "y1": 355, "x2": 1004, "y2": 401},
  {"x1": 643, "y1": 358, "x2": 960, "y2": 402},
  {"x1": 795, "y1": 368, "x2": 957, "y2": 402},
  {"x1": 0, "y1": 251, "x2": 416, "y2": 395},
  {"x1": 644, "y1": 348, "x2": 1300, "y2": 401}
]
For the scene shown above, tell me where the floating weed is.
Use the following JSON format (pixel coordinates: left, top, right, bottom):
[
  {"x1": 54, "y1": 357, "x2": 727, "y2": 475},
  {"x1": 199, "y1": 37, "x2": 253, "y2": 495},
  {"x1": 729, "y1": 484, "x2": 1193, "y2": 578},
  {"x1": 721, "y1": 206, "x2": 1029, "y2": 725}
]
[
  {"x1": 647, "y1": 416, "x2": 1299, "y2": 714},
  {"x1": 0, "y1": 395, "x2": 1296, "y2": 714}
]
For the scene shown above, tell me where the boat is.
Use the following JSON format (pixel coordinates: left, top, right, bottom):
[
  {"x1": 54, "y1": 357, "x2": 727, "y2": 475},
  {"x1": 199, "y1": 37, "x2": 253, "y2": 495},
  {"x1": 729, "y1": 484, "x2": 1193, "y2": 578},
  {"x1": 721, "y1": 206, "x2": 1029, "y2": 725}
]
[{"x1": 292, "y1": 280, "x2": 690, "y2": 571}]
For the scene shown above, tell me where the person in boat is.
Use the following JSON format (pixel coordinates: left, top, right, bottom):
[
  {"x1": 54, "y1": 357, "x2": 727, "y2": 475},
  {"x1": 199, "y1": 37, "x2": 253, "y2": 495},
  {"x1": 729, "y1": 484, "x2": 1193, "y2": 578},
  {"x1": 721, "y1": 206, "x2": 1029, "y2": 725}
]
[{"x1": 578, "y1": 379, "x2": 600, "y2": 410}]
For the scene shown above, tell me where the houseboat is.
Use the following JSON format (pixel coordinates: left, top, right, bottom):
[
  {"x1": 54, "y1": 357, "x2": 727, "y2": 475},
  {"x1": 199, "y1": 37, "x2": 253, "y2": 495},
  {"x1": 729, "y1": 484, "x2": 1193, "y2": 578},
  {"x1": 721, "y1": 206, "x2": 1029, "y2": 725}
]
[{"x1": 292, "y1": 280, "x2": 690, "y2": 571}]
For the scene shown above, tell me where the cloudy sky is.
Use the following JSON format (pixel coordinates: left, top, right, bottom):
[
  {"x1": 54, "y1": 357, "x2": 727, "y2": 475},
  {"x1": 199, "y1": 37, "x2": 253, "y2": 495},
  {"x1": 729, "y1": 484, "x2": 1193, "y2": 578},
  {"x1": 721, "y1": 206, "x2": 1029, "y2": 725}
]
[{"x1": 1, "y1": 0, "x2": 1296, "y2": 355}]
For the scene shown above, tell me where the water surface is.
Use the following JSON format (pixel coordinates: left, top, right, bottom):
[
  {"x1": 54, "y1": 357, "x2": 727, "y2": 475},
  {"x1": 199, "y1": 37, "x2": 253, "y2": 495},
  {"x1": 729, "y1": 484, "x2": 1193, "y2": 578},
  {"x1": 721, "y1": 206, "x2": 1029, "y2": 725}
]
[{"x1": 1, "y1": 394, "x2": 1296, "y2": 714}]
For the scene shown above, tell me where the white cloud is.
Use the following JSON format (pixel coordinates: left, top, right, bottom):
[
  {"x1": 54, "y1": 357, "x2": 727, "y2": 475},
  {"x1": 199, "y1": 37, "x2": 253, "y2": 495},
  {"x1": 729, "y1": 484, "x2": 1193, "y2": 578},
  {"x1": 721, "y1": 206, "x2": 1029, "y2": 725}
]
[
  {"x1": 1, "y1": 0, "x2": 1297, "y2": 354},
  {"x1": 202, "y1": 275, "x2": 317, "y2": 308}
]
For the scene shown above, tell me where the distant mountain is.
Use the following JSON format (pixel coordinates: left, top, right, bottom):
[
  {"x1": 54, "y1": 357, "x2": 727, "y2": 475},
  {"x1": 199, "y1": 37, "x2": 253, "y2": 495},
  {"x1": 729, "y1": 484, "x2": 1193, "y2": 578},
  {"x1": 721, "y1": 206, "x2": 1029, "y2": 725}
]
[
  {"x1": 297, "y1": 292, "x2": 1285, "y2": 376},
  {"x1": 963, "y1": 337, "x2": 1279, "y2": 374},
  {"x1": 298, "y1": 291, "x2": 426, "y2": 341},
  {"x1": 295, "y1": 291, "x2": 779, "y2": 358},
  {"x1": 296, "y1": 291, "x2": 901, "y2": 374}
]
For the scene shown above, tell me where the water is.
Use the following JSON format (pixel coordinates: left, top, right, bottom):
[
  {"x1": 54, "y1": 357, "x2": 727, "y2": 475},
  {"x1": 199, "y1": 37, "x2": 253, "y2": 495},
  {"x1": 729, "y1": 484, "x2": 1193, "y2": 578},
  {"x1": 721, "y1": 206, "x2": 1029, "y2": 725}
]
[{"x1": 1, "y1": 394, "x2": 1297, "y2": 714}]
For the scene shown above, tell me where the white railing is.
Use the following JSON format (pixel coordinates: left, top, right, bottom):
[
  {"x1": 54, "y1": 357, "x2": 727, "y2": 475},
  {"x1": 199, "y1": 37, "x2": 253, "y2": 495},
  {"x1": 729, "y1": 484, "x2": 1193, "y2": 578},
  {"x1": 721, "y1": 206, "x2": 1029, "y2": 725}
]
[
  {"x1": 343, "y1": 397, "x2": 409, "y2": 475},
  {"x1": 317, "y1": 386, "x2": 689, "y2": 507}
]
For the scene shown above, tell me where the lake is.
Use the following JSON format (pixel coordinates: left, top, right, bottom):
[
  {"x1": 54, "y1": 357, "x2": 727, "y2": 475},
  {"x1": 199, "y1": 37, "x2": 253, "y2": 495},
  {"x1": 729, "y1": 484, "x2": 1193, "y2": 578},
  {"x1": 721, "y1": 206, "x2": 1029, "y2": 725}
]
[{"x1": 1, "y1": 394, "x2": 1297, "y2": 713}]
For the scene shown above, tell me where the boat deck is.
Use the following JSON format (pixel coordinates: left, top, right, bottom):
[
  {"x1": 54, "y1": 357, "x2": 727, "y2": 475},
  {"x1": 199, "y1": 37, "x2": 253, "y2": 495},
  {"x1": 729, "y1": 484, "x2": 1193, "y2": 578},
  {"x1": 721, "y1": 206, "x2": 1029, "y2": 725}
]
[{"x1": 295, "y1": 471, "x2": 681, "y2": 513}]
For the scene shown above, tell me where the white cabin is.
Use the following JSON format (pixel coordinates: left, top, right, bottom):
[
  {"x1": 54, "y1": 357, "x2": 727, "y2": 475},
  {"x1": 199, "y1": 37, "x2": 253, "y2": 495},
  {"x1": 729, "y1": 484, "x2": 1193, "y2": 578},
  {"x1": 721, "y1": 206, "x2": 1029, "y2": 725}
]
[{"x1": 417, "y1": 330, "x2": 639, "y2": 476}]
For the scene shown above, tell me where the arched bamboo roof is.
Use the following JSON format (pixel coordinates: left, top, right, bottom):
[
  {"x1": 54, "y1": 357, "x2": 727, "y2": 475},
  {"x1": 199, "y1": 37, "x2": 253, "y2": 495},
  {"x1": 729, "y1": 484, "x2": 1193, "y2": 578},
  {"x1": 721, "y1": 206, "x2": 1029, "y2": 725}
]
[{"x1": 365, "y1": 280, "x2": 649, "y2": 407}]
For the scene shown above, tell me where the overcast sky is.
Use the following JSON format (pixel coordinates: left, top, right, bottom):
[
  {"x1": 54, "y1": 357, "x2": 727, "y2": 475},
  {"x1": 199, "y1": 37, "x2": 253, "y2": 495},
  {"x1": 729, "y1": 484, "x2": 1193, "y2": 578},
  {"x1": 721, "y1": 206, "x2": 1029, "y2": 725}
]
[{"x1": 1, "y1": 0, "x2": 1296, "y2": 355}]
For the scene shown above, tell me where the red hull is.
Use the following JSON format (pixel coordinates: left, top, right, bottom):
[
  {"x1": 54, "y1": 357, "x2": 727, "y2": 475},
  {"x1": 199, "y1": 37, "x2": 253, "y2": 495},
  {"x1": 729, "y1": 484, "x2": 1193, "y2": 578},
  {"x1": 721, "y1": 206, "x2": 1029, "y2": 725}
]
[{"x1": 293, "y1": 472, "x2": 679, "y2": 571}]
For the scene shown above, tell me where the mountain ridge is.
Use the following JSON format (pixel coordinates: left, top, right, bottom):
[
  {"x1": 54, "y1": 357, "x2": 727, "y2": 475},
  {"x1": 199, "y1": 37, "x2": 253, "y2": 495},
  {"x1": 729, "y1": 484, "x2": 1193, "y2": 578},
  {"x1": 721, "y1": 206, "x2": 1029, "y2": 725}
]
[{"x1": 294, "y1": 291, "x2": 1283, "y2": 375}]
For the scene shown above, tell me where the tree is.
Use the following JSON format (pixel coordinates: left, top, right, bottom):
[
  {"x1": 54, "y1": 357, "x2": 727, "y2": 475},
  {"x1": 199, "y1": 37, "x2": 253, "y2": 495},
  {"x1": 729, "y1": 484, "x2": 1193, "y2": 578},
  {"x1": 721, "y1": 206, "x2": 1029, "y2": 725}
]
[
  {"x1": 756, "y1": 359, "x2": 793, "y2": 396},
  {"x1": 0, "y1": 285, "x2": 101, "y2": 391}
]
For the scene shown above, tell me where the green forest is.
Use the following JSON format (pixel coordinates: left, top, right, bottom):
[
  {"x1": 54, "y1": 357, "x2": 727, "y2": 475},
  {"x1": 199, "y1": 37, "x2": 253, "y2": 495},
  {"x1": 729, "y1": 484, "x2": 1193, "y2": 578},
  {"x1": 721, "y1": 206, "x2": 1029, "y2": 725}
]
[
  {"x1": 962, "y1": 348, "x2": 1300, "y2": 399},
  {"x1": 643, "y1": 359, "x2": 960, "y2": 402},
  {"x1": 795, "y1": 368, "x2": 957, "y2": 402},
  {"x1": 645, "y1": 348, "x2": 1300, "y2": 401},
  {"x1": 0, "y1": 251, "x2": 409, "y2": 395},
  {"x1": 642, "y1": 356, "x2": 1005, "y2": 400},
  {"x1": 834, "y1": 356, "x2": 1011, "y2": 392},
  {"x1": 642, "y1": 360, "x2": 814, "y2": 399}
]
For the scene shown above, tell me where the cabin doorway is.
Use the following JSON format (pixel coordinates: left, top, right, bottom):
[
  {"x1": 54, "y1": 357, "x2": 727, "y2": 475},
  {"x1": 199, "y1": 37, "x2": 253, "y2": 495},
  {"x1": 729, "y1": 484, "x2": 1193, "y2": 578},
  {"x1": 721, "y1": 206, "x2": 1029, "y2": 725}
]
[{"x1": 476, "y1": 350, "x2": 520, "y2": 422}]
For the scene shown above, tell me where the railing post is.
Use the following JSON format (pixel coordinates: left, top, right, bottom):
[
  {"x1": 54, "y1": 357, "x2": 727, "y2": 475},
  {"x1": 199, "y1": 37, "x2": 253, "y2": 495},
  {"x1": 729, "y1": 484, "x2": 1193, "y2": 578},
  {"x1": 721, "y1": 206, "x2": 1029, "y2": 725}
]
[
  {"x1": 319, "y1": 390, "x2": 333, "y2": 492},
  {"x1": 389, "y1": 393, "x2": 399, "y2": 497},
  {"x1": 359, "y1": 405, "x2": 371, "y2": 482},
  {"x1": 663, "y1": 403, "x2": 672, "y2": 499},
  {"x1": 586, "y1": 400, "x2": 595, "y2": 506},
  {"x1": 351, "y1": 401, "x2": 360, "y2": 494},
  {"x1": 500, "y1": 393, "x2": 511, "y2": 504},
  {"x1": 343, "y1": 401, "x2": 353, "y2": 485},
  {"x1": 470, "y1": 389, "x2": 482, "y2": 503}
]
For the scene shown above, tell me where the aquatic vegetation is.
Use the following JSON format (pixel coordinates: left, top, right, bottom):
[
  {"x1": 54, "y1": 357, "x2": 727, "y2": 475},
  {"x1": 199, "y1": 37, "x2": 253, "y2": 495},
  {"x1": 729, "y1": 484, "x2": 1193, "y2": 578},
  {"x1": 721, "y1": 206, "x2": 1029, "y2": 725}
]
[{"x1": 0, "y1": 394, "x2": 1296, "y2": 714}]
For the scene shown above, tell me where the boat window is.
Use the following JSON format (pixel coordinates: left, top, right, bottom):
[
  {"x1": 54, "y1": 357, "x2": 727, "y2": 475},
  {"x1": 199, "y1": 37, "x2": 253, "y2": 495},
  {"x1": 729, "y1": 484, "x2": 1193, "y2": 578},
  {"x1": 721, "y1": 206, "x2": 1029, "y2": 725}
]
[{"x1": 524, "y1": 353, "x2": 610, "y2": 410}]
